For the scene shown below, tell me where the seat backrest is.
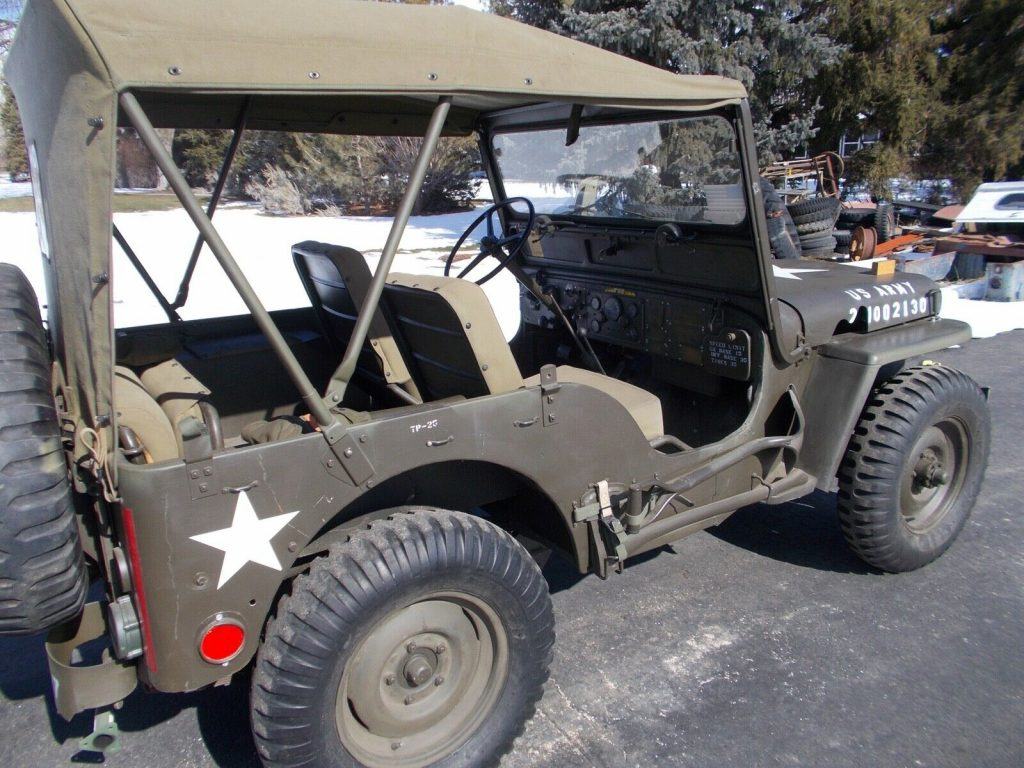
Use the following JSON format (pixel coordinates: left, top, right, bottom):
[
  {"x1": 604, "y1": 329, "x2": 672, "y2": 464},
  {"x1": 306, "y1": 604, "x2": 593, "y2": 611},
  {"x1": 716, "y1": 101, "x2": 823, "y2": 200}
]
[
  {"x1": 292, "y1": 241, "x2": 416, "y2": 395},
  {"x1": 383, "y1": 274, "x2": 523, "y2": 400}
]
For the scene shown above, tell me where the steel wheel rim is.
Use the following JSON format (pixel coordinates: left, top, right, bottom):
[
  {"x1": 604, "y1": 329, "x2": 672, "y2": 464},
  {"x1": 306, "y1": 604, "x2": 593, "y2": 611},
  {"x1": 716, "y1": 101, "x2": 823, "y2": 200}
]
[
  {"x1": 336, "y1": 592, "x2": 509, "y2": 767},
  {"x1": 900, "y1": 417, "x2": 968, "y2": 533}
]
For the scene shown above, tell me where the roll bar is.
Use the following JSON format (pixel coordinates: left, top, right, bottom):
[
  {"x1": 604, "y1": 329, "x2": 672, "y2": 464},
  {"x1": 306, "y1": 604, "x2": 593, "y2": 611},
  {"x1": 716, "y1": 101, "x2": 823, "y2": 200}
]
[{"x1": 118, "y1": 91, "x2": 452, "y2": 450}]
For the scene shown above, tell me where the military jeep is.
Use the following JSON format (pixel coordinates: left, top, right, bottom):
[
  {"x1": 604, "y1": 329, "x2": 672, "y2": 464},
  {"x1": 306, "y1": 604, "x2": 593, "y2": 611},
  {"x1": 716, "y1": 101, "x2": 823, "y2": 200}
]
[{"x1": 1, "y1": 1, "x2": 990, "y2": 766}]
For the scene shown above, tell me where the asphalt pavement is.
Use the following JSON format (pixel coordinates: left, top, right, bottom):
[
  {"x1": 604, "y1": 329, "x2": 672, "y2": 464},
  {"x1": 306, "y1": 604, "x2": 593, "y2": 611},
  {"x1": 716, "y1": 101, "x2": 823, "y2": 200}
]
[{"x1": 1, "y1": 332, "x2": 1021, "y2": 767}]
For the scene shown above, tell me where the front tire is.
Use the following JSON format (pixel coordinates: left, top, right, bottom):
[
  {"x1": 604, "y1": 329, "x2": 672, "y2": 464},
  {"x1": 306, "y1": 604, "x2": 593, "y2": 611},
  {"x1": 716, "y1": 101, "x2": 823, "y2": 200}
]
[
  {"x1": 837, "y1": 365, "x2": 990, "y2": 572},
  {"x1": 252, "y1": 508, "x2": 554, "y2": 768}
]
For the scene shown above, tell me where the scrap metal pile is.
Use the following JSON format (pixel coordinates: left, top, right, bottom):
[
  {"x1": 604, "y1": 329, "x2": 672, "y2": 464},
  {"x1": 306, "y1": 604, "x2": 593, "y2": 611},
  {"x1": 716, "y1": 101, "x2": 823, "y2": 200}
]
[{"x1": 761, "y1": 162, "x2": 1024, "y2": 302}]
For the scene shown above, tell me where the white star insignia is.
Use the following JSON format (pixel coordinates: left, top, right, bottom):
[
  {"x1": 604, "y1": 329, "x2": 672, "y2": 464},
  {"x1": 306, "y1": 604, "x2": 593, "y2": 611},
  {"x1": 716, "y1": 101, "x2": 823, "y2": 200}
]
[
  {"x1": 190, "y1": 491, "x2": 299, "y2": 589},
  {"x1": 773, "y1": 264, "x2": 827, "y2": 280}
]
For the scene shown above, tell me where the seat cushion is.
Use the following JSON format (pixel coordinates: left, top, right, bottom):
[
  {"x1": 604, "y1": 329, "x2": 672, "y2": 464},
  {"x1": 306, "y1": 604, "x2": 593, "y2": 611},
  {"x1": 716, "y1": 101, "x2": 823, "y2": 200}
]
[
  {"x1": 113, "y1": 367, "x2": 179, "y2": 463},
  {"x1": 524, "y1": 366, "x2": 664, "y2": 440}
]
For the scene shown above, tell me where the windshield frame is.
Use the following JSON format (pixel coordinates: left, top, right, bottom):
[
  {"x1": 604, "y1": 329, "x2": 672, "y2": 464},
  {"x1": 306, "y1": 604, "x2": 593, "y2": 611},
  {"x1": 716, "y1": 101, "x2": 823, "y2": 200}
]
[{"x1": 483, "y1": 106, "x2": 748, "y2": 232}]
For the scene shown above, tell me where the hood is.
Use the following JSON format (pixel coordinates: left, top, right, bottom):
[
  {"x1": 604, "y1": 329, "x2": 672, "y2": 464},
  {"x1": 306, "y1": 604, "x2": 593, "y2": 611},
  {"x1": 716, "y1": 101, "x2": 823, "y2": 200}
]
[{"x1": 772, "y1": 260, "x2": 938, "y2": 347}]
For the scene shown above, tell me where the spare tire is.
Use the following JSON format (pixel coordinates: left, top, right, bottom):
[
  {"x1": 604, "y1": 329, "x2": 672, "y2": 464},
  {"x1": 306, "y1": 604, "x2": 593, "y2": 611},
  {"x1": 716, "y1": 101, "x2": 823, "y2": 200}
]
[{"x1": 0, "y1": 264, "x2": 86, "y2": 635}]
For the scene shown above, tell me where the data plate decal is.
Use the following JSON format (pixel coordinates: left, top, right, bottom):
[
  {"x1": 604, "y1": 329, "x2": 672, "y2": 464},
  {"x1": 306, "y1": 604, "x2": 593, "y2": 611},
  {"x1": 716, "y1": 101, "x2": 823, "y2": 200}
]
[{"x1": 704, "y1": 329, "x2": 751, "y2": 381}]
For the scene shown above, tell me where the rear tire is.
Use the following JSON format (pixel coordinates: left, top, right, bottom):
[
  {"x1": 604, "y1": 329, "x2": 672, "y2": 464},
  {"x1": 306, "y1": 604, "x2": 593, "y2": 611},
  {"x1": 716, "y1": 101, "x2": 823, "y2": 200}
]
[
  {"x1": 0, "y1": 264, "x2": 86, "y2": 635},
  {"x1": 837, "y1": 366, "x2": 990, "y2": 572},
  {"x1": 252, "y1": 508, "x2": 554, "y2": 768}
]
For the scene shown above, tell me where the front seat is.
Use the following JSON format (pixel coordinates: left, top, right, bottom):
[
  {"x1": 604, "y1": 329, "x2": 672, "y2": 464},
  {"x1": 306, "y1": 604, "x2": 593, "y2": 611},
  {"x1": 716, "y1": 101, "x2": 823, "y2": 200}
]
[
  {"x1": 292, "y1": 241, "x2": 420, "y2": 403},
  {"x1": 383, "y1": 273, "x2": 664, "y2": 440}
]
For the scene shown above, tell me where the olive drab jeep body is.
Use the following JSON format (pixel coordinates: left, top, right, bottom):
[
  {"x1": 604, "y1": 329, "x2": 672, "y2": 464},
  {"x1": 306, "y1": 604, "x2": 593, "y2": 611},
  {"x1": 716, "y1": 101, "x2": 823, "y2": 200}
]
[{"x1": 1, "y1": 1, "x2": 990, "y2": 766}]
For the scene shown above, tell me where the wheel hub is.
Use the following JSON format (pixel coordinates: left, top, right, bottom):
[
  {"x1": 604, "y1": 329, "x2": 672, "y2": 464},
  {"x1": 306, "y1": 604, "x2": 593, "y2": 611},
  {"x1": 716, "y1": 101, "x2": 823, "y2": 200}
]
[
  {"x1": 336, "y1": 594, "x2": 508, "y2": 768},
  {"x1": 900, "y1": 419, "x2": 968, "y2": 533},
  {"x1": 402, "y1": 650, "x2": 438, "y2": 688},
  {"x1": 913, "y1": 451, "x2": 949, "y2": 489}
]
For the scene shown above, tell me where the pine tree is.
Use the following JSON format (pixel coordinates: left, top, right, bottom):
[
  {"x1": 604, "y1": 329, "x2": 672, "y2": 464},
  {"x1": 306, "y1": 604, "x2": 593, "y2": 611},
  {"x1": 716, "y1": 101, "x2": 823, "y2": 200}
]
[
  {"x1": 489, "y1": 0, "x2": 566, "y2": 27},
  {"x1": 496, "y1": 0, "x2": 842, "y2": 162},
  {"x1": 809, "y1": 0, "x2": 946, "y2": 197},
  {"x1": 924, "y1": 0, "x2": 1024, "y2": 196}
]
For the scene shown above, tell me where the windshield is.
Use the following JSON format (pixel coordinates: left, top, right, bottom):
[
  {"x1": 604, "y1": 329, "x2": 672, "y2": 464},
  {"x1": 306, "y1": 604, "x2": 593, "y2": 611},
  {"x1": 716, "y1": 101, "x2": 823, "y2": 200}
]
[{"x1": 492, "y1": 115, "x2": 745, "y2": 225}]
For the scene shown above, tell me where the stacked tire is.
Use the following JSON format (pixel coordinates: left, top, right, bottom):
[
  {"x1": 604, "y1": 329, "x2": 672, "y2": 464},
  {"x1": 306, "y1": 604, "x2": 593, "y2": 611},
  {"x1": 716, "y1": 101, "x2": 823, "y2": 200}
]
[
  {"x1": 835, "y1": 201, "x2": 896, "y2": 258},
  {"x1": 760, "y1": 179, "x2": 800, "y2": 260},
  {"x1": 0, "y1": 264, "x2": 87, "y2": 635},
  {"x1": 786, "y1": 197, "x2": 841, "y2": 259}
]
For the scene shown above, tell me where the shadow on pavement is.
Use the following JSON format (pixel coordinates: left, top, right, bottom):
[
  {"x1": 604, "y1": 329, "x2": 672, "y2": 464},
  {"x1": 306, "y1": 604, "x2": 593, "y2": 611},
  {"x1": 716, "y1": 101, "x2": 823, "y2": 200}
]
[
  {"x1": 708, "y1": 489, "x2": 879, "y2": 575},
  {"x1": 106, "y1": 671, "x2": 258, "y2": 767}
]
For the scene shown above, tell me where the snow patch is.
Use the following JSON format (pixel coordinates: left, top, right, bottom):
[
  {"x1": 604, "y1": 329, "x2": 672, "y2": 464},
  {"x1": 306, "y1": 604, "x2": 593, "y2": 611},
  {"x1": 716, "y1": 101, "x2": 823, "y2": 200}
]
[
  {"x1": 939, "y1": 286, "x2": 1024, "y2": 339},
  {"x1": 0, "y1": 179, "x2": 32, "y2": 199},
  {"x1": 0, "y1": 205, "x2": 522, "y2": 339}
]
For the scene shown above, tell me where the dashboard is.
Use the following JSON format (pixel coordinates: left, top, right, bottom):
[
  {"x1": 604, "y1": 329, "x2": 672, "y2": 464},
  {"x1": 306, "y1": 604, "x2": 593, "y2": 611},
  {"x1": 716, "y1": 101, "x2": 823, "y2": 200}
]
[{"x1": 521, "y1": 272, "x2": 755, "y2": 382}]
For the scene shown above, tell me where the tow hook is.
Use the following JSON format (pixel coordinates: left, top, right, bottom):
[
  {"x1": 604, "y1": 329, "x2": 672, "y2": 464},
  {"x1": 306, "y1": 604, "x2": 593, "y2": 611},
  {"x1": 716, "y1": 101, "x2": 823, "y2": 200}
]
[{"x1": 79, "y1": 709, "x2": 122, "y2": 756}]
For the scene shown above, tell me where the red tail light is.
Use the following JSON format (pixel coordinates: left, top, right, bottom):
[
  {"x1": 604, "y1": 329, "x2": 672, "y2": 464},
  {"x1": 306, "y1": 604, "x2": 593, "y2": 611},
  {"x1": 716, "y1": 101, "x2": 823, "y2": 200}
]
[{"x1": 199, "y1": 618, "x2": 245, "y2": 664}]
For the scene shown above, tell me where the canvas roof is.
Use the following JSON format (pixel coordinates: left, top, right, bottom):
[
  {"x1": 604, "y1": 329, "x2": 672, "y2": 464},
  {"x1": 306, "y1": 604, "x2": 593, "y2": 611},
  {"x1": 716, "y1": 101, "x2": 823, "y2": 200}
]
[{"x1": 73, "y1": 0, "x2": 743, "y2": 114}]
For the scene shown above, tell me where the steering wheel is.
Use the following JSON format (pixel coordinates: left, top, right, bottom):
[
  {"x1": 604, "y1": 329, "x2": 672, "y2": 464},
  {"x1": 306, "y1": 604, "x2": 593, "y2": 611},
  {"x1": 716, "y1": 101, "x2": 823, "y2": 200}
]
[{"x1": 444, "y1": 197, "x2": 536, "y2": 285}]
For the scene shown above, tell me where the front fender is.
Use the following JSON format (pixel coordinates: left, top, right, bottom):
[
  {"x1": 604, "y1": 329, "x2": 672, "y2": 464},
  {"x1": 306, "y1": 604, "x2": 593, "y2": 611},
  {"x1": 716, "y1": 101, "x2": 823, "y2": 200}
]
[{"x1": 797, "y1": 318, "x2": 972, "y2": 491}]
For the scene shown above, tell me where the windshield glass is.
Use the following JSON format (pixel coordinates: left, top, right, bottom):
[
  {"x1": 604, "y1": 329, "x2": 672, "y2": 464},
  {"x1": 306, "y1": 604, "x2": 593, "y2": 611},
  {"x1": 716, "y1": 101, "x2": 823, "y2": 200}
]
[{"x1": 492, "y1": 115, "x2": 745, "y2": 225}]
